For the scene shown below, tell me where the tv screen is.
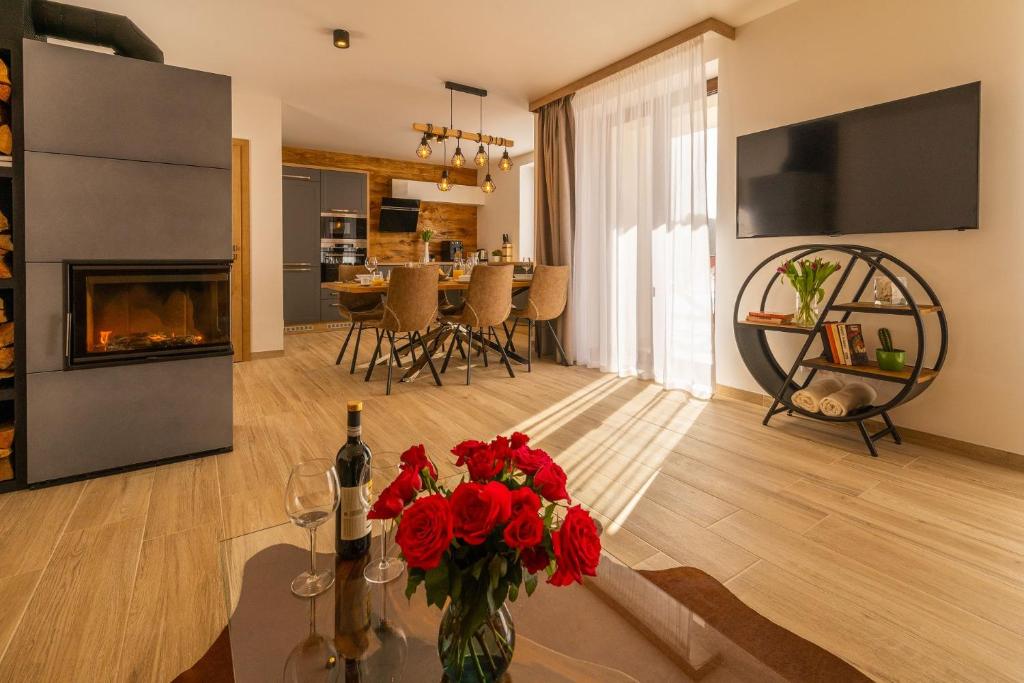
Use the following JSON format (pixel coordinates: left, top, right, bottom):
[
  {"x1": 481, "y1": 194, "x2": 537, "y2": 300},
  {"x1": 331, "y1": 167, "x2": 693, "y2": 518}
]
[{"x1": 736, "y1": 82, "x2": 980, "y2": 239}]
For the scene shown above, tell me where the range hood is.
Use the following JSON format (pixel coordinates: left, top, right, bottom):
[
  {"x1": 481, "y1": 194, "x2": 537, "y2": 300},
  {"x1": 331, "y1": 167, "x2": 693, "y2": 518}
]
[{"x1": 379, "y1": 197, "x2": 420, "y2": 232}]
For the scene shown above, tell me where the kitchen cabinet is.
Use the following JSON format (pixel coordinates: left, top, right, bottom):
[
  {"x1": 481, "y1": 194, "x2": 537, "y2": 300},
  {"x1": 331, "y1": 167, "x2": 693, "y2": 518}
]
[
  {"x1": 321, "y1": 170, "x2": 367, "y2": 215},
  {"x1": 282, "y1": 166, "x2": 321, "y2": 324}
]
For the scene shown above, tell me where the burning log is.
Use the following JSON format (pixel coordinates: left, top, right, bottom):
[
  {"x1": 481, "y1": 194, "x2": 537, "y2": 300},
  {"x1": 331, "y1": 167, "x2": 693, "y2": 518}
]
[
  {"x1": 0, "y1": 235, "x2": 11, "y2": 251},
  {"x1": 0, "y1": 322, "x2": 12, "y2": 347},
  {"x1": 0, "y1": 346, "x2": 12, "y2": 370},
  {"x1": 0, "y1": 422, "x2": 12, "y2": 450}
]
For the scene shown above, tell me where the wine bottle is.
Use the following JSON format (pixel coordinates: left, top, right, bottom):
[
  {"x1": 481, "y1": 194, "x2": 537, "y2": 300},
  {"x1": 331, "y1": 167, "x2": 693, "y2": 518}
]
[{"x1": 336, "y1": 400, "x2": 371, "y2": 559}]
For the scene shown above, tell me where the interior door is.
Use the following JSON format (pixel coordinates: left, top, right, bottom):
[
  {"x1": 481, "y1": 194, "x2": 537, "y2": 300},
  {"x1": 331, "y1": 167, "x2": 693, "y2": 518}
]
[
  {"x1": 230, "y1": 139, "x2": 250, "y2": 360},
  {"x1": 283, "y1": 167, "x2": 321, "y2": 324}
]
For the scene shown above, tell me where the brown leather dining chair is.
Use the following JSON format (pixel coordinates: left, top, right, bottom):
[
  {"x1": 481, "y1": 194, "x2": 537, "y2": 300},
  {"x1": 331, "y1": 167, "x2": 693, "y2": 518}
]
[
  {"x1": 363, "y1": 266, "x2": 443, "y2": 395},
  {"x1": 440, "y1": 264, "x2": 516, "y2": 384},
  {"x1": 504, "y1": 264, "x2": 570, "y2": 371},
  {"x1": 332, "y1": 265, "x2": 384, "y2": 374}
]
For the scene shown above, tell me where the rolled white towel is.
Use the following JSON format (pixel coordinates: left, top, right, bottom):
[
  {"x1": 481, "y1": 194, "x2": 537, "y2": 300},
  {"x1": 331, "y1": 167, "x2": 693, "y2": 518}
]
[
  {"x1": 791, "y1": 378, "x2": 843, "y2": 413},
  {"x1": 820, "y1": 382, "x2": 878, "y2": 417}
]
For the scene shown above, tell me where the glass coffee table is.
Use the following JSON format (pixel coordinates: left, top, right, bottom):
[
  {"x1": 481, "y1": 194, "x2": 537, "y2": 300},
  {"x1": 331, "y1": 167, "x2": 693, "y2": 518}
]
[{"x1": 173, "y1": 520, "x2": 866, "y2": 682}]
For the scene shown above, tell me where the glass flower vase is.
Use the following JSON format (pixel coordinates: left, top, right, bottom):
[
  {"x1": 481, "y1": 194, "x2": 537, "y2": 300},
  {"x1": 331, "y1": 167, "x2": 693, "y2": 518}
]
[
  {"x1": 437, "y1": 600, "x2": 515, "y2": 682},
  {"x1": 794, "y1": 290, "x2": 820, "y2": 328}
]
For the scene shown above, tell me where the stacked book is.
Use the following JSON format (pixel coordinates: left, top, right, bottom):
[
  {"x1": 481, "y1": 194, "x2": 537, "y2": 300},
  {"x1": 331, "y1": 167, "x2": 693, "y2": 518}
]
[
  {"x1": 820, "y1": 322, "x2": 869, "y2": 365},
  {"x1": 745, "y1": 311, "x2": 794, "y2": 325}
]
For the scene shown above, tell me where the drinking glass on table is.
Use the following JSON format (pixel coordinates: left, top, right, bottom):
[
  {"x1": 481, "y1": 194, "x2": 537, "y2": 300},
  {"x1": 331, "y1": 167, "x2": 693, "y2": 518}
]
[
  {"x1": 452, "y1": 257, "x2": 465, "y2": 280},
  {"x1": 365, "y1": 256, "x2": 379, "y2": 280},
  {"x1": 364, "y1": 462, "x2": 406, "y2": 584},
  {"x1": 285, "y1": 459, "x2": 341, "y2": 597}
]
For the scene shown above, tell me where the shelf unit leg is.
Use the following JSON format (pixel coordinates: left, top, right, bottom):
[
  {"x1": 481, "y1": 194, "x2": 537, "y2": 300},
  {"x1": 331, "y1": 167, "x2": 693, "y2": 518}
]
[
  {"x1": 882, "y1": 411, "x2": 903, "y2": 445},
  {"x1": 856, "y1": 420, "x2": 880, "y2": 457}
]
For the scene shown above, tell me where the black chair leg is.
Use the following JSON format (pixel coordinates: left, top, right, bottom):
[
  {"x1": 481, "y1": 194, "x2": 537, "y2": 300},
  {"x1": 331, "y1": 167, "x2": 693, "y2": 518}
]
[
  {"x1": 503, "y1": 320, "x2": 518, "y2": 353},
  {"x1": 546, "y1": 320, "x2": 569, "y2": 365},
  {"x1": 441, "y1": 326, "x2": 458, "y2": 374},
  {"x1": 481, "y1": 327, "x2": 489, "y2": 367},
  {"x1": 527, "y1": 319, "x2": 533, "y2": 372},
  {"x1": 466, "y1": 328, "x2": 473, "y2": 385},
  {"x1": 350, "y1": 322, "x2": 364, "y2": 374},
  {"x1": 491, "y1": 326, "x2": 516, "y2": 378},
  {"x1": 416, "y1": 332, "x2": 443, "y2": 386},
  {"x1": 336, "y1": 323, "x2": 355, "y2": 365},
  {"x1": 455, "y1": 334, "x2": 467, "y2": 359},
  {"x1": 385, "y1": 331, "x2": 396, "y2": 396},
  {"x1": 407, "y1": 332, "x2": 416, "y2": 364},
  {"x1": 364, "y1": 329, "x2": 384, "y2": 382}
]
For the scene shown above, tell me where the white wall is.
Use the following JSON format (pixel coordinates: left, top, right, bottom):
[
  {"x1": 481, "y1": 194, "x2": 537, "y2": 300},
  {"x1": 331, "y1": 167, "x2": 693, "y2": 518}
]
[
  {"x1": 715, "y1": 0, "x2": 1024, "y2": 454},
  {"x1": 477, "y1": 152, "x2": 535, "y2": 257},
  {"x1": 232, "y1": 85, "x2": 284, "y2": 354}
]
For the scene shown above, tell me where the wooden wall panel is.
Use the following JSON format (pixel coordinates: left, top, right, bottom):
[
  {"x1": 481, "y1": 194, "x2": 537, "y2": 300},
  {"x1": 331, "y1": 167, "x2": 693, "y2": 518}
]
[{"x1": 282, "y1": 146, "x2": 477, "y2": 262}]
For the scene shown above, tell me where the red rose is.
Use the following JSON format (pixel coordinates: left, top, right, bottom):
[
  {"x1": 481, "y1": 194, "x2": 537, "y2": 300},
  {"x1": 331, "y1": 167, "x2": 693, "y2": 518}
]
[
  {"x1": 400, "y1": 443, "x2": 437, "y2": 479},
  {"x1": 513, "y1": 447, "x2": 552, "y2": 475},
  {"x1": 451, "y1": 439, "x2": 486, "y2": 466},
  {"x1": 549, "y1": 506, "x2": 601, "y2": 586},
  {"x1": 452, "y1": 440, "x2": 505, "y2": 481},
  {"x1": 367, "y1": 487, "x2": 404, "y2": 520},
  {"x1": 503, "y1": 511, "x2": 544, "y2": 549},
  {"x1": 450, "y1": 481, "x2": 512, "y2": 545},
  {"x1": 510, "y1": 487, "x2": 541, "y2": 517},
  {"x1": 533, "y1": 461, "x2": 570, "y2": 502},
  {"x1": 520, "y1": 546, "x2": 551, "y2": 574},
  {"x1": 510, "y1": 432, "x2": 530, "y2": 450},
  {"x1": 395, "y1": 494, "x2": 454, "y2": 571},
  {"x1": 391, "y1": 467, "x2": 422, "y2": 503}
]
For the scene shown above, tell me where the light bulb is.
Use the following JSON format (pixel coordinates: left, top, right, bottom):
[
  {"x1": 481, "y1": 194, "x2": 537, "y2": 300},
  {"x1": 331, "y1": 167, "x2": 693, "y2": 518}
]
[
  {"x1": 437, "y1": 170, "x2": 452, "y2": 192},
  {"x1": 481, "y1": 173, "x2": 495, "y2": 193},
  {"x1": 415, "y1": 134, "x2": 432, "y2": 159},
  {"x1": 498, "y1": 149, "x2": 513, "y2": 172},
  {"x1": 474, "y1": 144, "x2": 488, "y2": 167},
  {"x1": 451, "y1": 146, "x2": 466, "y2": 168}
]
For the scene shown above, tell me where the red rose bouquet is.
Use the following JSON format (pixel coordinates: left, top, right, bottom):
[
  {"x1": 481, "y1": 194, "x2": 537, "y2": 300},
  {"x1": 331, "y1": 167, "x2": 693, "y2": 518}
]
[{"x1": 368, "y1": 433, "x2": 601, "y2": 681}]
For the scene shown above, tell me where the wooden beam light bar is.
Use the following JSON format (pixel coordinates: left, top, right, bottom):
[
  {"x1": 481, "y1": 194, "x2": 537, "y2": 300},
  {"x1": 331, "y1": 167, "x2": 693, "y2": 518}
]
[{"x1": 412, "y1": 123, "x2": 514, "y2": 149}]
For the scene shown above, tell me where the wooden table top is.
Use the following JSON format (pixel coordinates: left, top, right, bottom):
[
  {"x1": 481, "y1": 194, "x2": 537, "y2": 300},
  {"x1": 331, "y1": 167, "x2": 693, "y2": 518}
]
[{"x1": 322, "y1": 279, "x2": 532, "y2": 294}]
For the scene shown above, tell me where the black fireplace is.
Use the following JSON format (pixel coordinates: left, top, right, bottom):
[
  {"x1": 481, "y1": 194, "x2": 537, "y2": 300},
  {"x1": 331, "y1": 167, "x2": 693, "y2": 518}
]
[{"x1": 65, "y1": 262, "x2": 232, "y2": 368}]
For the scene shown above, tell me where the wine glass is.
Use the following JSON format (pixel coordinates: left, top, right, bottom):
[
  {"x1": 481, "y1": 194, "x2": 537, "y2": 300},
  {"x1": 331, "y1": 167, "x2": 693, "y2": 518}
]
[
  {"x1": 365, "y1": 256, "x2": 379, "y2": 279},
  {"x1": 285, "y1": 459, "x2": 341, "y2": 598},
  {"x1": 364, "y1": 463, "x2": 406, "y2": 584},
  {"x1": 283, "y1": 597, "x2": 341, "y2": 683}
]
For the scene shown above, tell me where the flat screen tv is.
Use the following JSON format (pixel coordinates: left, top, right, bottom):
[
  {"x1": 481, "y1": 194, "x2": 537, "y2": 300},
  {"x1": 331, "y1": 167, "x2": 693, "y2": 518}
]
[{"x1": 736, "y1": 81, "x2": 980, "y2": 239}]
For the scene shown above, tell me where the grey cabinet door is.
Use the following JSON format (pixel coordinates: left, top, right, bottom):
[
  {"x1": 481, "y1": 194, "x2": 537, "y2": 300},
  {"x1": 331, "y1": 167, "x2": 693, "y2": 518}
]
[
  {"x1": 283, "y1": 171, "x2": 321, "y2": 324},
  {"x1": 321, "y1": 171, "x2": 367, "y2": 214}
]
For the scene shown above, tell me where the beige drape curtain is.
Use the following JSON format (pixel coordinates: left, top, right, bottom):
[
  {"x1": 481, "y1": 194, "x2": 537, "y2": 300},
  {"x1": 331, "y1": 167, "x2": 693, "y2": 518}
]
[{"x1": 533, "y1": 95, "x2": 576, "y2": 361}]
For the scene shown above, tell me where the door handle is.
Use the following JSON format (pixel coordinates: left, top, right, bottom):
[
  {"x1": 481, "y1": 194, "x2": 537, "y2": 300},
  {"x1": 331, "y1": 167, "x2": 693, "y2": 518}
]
[
  {"x1": 283, "y1": 262, "x2": 313, "y2": 267},
  {"x1": 65, "y1": 313, "x2": 72, "y2": 359},
  {"x1": 282, "y1": 174, "x2": 313, "y2": 181}
]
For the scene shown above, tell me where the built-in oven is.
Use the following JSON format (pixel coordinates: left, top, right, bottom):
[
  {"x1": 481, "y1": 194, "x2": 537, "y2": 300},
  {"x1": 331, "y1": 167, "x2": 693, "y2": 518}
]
[
  {"x1": 321, "y1": 211, "x2": 367, "y2": 240},
  {"x1": 321, "y1": 240, "x2": 367, "y2": 282}
]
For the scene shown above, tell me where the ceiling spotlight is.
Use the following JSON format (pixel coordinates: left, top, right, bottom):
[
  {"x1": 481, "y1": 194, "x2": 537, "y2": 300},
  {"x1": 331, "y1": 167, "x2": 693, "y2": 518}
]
[
  {"x1": 438, "y1": 169, "x2": 453, "y2": 192},
  {"x1": 498, "y1": 149, "x2": 513, "y2": 172},
  {"x1": 333, "y1": 29, "x2": 350, "y2": 49},
  {"x1": 474, "y1": 143, "x2": 488, "y2": 168},
  {"x1": 481, "y1": 173, "x2": 495, "y2": 193},
  {"x1": 415, "y1": 133, "x2": 432, "y2": 159}
]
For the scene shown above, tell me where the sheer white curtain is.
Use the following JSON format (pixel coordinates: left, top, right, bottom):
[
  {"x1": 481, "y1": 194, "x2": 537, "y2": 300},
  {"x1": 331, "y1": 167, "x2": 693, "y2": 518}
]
[{"x1": 572, "y1": 36, "x2": 713, "y2": 397}]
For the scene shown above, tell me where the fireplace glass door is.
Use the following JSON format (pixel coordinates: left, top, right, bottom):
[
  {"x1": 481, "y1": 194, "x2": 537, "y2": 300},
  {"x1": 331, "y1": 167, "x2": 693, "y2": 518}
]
[{"x1": 67, "y1": 263, "x2": 231, "y2": 367}]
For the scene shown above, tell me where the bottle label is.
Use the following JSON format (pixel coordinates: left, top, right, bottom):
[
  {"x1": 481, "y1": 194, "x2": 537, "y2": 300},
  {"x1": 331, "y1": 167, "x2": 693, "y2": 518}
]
[
  {"x1": 347, "y1": 425, "x2": 361, "y2": 438},
  {"x1": 339, "y1": 482, "x2": 372, "y2": 541}
]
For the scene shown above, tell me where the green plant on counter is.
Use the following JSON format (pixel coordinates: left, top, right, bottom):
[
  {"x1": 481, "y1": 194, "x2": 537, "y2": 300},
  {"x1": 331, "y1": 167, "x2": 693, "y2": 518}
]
[
  {"x1": 492, "y1": 249, "x2": 502, "y2": 257},
  {"x1": 878, "y1": 327, "x2": 894, "y2": 352},
  {"x1": 420, "y1": 229, "x2": 435, "y2": 243}
]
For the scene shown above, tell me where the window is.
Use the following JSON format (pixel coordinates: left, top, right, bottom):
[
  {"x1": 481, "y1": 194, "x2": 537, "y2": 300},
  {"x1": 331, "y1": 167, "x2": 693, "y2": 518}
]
[{"x1": 518, "y1": 162, "x2": 535, "y2": 261}]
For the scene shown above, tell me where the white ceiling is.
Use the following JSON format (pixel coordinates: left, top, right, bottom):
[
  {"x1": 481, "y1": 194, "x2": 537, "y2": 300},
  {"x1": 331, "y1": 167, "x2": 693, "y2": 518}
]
[{"x1": 61, "y1": 0, "x2": 792, "y2": 161}]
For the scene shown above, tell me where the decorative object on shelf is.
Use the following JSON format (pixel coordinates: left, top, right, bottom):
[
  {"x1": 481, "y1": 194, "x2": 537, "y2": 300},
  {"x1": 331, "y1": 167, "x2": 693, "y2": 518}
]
[
  {"x1": 369, "y1": 436, "x2": 601, "y2": 682},
  {"x1": 876, "y1": 327, "x2": 906, "y2": 371},
  {"x1": 820, "y1": 381, "x2": 877, "y2": 417},
  {"x1": 734, "y1": 244, "x2": 947, "y2": 456},
  {"x1": 873, "y1": 276, "x2": 908, "y2": 305},
  {"x1": 820, "y1": 322, "x2": 868, "y2": 365},
  {"x1": 498, "y1": 148, "x2": 513, "y2": 172},
  {"x1": 412, "y1": 82, "x2": 514, "y2": 194},
  {"x1": 791, "y1": 377, "x2": 842, "y2": 413},
  {"x1": 332, "y1": 28, "x2": 350, "y2": 49},
  {"x1": 745, "y1": 311, "x2": 793, "y2": 325},
  {"x1": 777, "y1": 257, "x2": 842, "y2": 327},
  {"x1": 419, "y1": 229, "x2": 434, "y2": 263}
]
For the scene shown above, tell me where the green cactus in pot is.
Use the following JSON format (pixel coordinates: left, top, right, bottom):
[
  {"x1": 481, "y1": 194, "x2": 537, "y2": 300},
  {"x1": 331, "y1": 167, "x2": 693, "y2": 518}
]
[{"x1": 875, "y1": 327, "x2": 905, "y2": 371}]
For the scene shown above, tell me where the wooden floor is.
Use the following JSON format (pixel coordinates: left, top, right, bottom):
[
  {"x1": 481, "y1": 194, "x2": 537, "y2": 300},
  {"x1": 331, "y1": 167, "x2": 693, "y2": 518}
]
[{"x1": 1, "y1": 330, "x2": 1022, "y2": 681}]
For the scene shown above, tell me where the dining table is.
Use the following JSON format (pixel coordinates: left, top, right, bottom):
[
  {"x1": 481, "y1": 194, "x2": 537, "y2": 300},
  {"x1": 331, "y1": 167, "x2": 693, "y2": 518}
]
[{"x1": 322, "y1": 278, "x2": 534, "y2": 381}]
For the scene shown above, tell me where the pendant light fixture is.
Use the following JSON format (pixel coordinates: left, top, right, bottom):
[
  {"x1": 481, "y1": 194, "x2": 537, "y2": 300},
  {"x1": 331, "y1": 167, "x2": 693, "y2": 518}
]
[
  {"x1": 447, "y1": 90, "x2": 466, "y2": 168},
  {"x1": 481, "y1": 143, "x2": 496, "y2": 193},
  {"x1": 498, "y1": 148, "x2": 513, "y2": 172},
  {"x1": 437, "y1": 133, "x2": 453, "y2": 192},
  {"x1": 474, "y1": 97, "x2": 488, "y2": 167},
  {"x1": 415, "y1": 128, "x2": 432, "y2": 159}
]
